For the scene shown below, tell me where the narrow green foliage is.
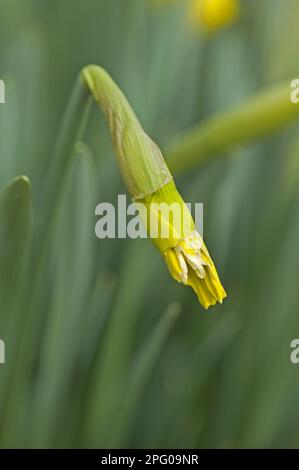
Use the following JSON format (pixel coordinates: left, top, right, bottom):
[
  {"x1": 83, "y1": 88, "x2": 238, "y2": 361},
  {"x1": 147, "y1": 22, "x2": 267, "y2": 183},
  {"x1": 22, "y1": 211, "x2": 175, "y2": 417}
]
[{"x1": 0, "y1": 176, "x2": 31, "y2": 292}]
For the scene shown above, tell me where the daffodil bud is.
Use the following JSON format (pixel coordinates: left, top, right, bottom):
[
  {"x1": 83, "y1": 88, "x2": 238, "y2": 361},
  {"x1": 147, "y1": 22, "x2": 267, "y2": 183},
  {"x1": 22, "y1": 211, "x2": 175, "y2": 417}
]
[{"x1": 82, "y1": 65, "x2": 226, "y2": 309}]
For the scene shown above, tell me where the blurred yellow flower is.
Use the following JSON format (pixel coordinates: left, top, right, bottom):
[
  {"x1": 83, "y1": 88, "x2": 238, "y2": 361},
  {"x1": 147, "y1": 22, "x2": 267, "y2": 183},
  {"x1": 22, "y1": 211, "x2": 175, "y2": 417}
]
[{"x1": 188, "y1": 0, "x2": 240, "y2": 33}]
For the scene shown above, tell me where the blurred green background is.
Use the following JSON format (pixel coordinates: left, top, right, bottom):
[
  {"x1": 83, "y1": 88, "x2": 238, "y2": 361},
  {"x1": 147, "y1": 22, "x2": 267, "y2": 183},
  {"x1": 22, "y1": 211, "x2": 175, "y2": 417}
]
[{"x1": 1, "y1": 0, "x2": 299, "y2": 449}]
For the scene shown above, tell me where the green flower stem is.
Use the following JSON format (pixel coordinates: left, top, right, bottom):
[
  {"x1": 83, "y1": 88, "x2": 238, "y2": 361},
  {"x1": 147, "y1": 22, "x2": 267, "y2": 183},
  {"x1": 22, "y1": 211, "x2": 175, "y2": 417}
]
[
  {"x1": 32, "y1": 76, "x2": 92, "y2": 285},
  {"x1": 45, "y1": 75, "x2": 93, "y2": 213},
  {"x1": 166, "y1": 81, "x2": 299, "y2": 174},
  {"x1": 25, "y1": 77, "x2": 92, "y2": 327}
]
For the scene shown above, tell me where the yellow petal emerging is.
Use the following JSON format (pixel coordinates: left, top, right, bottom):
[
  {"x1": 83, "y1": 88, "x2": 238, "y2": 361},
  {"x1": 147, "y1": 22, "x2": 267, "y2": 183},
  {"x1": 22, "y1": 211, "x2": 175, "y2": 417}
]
[
  {"x1": 138, "y1": 181, "x2": 227, "y2": 310},
  {"x1": 164, "y1": 231, "x2": 226, "y2": 309}
]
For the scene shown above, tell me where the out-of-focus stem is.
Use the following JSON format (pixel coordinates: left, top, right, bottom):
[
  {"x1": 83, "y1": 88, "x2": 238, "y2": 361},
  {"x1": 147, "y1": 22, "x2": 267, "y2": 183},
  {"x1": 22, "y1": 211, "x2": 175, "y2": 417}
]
[
  {"x1": 166, "y1": 81, "x2": 299, "y2": 174},
  {"x1": 45, "y1": 76, "x2": 93, "y2": 212}
]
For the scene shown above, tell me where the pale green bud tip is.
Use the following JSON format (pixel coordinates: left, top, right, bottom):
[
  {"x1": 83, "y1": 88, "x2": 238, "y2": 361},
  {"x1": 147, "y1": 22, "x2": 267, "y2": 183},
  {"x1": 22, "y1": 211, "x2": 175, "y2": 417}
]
[
  {"x1": 81, "y1": 65, "x2": 172, "y2": 199},
  {"x1": 1, "y1": 175, "x2": 31, "y2": 202}
]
